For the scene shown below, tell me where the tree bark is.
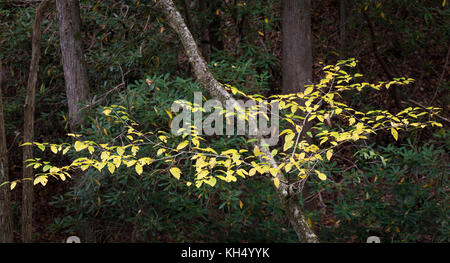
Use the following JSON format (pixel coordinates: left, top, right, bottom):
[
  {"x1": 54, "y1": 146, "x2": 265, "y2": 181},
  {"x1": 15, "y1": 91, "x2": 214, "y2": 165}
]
[
  {"x1": 156, "y1": 0, "x2": 319, "y2": 243},
  {"x1": 281, "y1": 0, "x2": 316, "y2": 211},
  {"x1": 0, "y1": 60, "x2": 13, "y2": 243},
  {"x1": 339, "y1": 0, "x2": 347, "y2": 59},
  {"x1": 282, "y1": 0, "x2": 312, "y2": 94},
  {"x1": 22, "y1": 0, "x2": 51, "y2": 243},
  {"x1": 56, "y1": 0, "x2": 90, "y2": 131}
]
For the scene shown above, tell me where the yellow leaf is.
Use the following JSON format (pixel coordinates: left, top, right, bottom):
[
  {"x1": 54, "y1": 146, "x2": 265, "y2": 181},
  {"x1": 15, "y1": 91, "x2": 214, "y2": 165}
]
[
  {"x1": 88, "y1": 146, "x2": 95, "y2": 155},
  {"x1": 131, "y1": 146, "x2": 139, "y2": 156},
  {"x1": 102, "y1": 109, "x2": 112, "y2": 116},
  {"x1": 269, "y1": 168, "x2": 278, "y2": 177},
  {"x1": 165, "y1": 109, "x2": 173, "y2": 120},
  {"x1": 135, "y1": 163, "x2": 143, "y2": 175},
  {"x1": 239, "y1": 200, "x2": 244, "y2": 209},
  {"x1": 10, "y1": 181, "x2": 17, "y2": 190},
  {"x1": 285, "y1": 162, "x2": 293, "y2": 173},
  {"x1": 273, "y1": 177, "x2": 280, "y2": 188},
  {"x1": 126, "y1": 160, "x2": 136, "y2": 167},
  {"x1": 113, "y1": 157, "x2": 121, "y2": 168},
  {"x1": 100, "y1": 151, "x2": 110, "y2": 161},
  {"x1": 117, "y1": 147, "x2": 125, "y2": 156},
  {"x1": 74, "y1": 141, "x2": 86, "y2": 152},
  {"x1": 157, "y1": 148, "x2": 166, "y2": 156},
  {"x1": 253, "y1": 146, "x2": 261, "y2": 156},
  {"x1": 62, "y1": 146, "x2": 70, "y2": 155},
  {"x1": 107, "y1": 162, "x2": 115, "y2": 174},
  {"x1": 304, "y1": 86, "x2": 314, "y2": 96},
  {"x1": 236, "y1": 169, "x2": 247, "y2": 178},
  {"x1": 50, "y1": 145, "x2": 58, "y2": 154},
  {"x1": 33, "y1": 176, "x2": 48, "y2": 186},
  {"x1": 316, "y1": 170, "x2": 327, "y2": 181},
  {"x1": 349, "y1": 117, "x2": 355, "y2": 126},
  {"x1": 326, "y1": 150, "x2": 333, "y2": 161},
  {"x1": 177, "y1": 140, "x2": 189, "y2": 151},
  {"x1": 391, "y1": 128, "x2": 398, "y2": 141},
  {"x1": 49, "y1": 167, "x2": 60, "y2": 173},
  {"x1": 205, "y1": 177, "x2": 217, "y2": 187},
  {"x1": 283, "y1": 134, "x2": 295, "y2": 151},
  {"x1": 170, "y1": 167, "x2": 181, "y2": 179}
]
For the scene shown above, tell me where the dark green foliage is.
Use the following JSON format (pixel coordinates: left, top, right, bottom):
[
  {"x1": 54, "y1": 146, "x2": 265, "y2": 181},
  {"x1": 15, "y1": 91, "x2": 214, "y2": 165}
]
[
  {"x1": 49, "y1": 76, "x2": 298, "y2": 242},
  {"x1": 1, "y1": 0, "x2": 447, "y2": 242},
  {"x1": 309, "y1": 132, "x2": 449, "y2": 243}
]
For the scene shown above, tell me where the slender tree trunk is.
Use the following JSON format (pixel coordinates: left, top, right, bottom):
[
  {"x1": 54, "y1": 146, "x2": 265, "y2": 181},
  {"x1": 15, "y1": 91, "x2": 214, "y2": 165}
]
[
  {"x1": 282, "y1": 0, "x2": 312, "y2": 94},
  {"x1": 22, "y1": 0, "x2": 51, "y2": 243},
  {"x1": 156, "y1": 0, "x2": 319, "y2": 243},
  {"x1": 339, "y1": 0, "x2": 347, "y2": 59},
  {"x1": 56, "y1": 0, "x2": 90, "y2": 131},
  {"x1": 0, "y1": 60, "x2": 13, "y2": 243}
]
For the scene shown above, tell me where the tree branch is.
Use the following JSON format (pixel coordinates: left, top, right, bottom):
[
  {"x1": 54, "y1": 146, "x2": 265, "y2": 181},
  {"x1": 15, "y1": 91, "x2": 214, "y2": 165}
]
[{"x1": 156, "y1": 0, "x2": 319, "y2": 243}]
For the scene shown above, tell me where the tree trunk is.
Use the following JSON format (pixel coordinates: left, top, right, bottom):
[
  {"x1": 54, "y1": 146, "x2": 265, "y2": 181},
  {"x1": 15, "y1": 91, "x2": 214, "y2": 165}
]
[
  {"x1": 282, "y1": 0, "x2": 312, "y2": 94},
  {"x1": 339, "y1": 0, "x2": 347, "y2": 59},
  {"x1": 0, "y1": 60, "x2": 13, "y2": 243},
  {"x1": 281, "y1": 0, "x2": 316, "y2": 211},
  {"x1": 156, "y1": 0, "x2": 319, "y2": 243},
  {"x1": 22, "y1": 0, "x2": 51, "y2": 243},
  {"x1": 56, "y1": 0, "x2": 90, "y2": 131}
]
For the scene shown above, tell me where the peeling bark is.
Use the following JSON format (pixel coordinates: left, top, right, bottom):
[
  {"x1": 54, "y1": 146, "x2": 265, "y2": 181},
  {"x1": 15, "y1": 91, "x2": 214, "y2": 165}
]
[{"x1": 156, "y1": 0, "x2": 319, "y2": 243}]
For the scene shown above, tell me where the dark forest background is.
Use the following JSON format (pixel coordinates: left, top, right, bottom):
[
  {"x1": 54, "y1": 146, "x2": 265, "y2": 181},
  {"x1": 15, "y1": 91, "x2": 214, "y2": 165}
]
[{"x1": 0, "y1": 0, "x2": 448, "y2": 243}]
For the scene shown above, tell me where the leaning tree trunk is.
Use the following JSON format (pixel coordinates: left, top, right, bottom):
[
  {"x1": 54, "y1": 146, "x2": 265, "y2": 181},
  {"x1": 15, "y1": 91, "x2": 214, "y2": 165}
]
[
  {"x1": 156, "y1": 0, "x2": 319, "y2": 243},
  {"x1": 22, "y1": 0, "x2": 51, "y2": 243},
  {"x1": 0, "y1": 61, "x2": 13, "y2": 243},
  {"x1": 282, "y1": 0, "x2": 312, "y2": 95},
  {"x1": 56, "y1": 0, "x2": 90, "y2": 132}
]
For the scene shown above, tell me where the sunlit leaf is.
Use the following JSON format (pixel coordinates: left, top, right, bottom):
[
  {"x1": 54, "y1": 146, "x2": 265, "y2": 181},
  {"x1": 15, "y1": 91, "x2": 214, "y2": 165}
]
[{"x1": 170, "y1": 167, "x2": 181, "y2": 179}]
